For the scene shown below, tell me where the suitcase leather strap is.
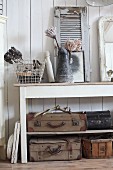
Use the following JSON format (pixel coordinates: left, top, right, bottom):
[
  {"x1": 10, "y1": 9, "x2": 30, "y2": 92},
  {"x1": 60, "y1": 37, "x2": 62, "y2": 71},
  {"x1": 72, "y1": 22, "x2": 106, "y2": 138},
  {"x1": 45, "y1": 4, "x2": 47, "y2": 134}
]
[{"x1": 45, "y1": 145, "x2": 61, "y2": 155}]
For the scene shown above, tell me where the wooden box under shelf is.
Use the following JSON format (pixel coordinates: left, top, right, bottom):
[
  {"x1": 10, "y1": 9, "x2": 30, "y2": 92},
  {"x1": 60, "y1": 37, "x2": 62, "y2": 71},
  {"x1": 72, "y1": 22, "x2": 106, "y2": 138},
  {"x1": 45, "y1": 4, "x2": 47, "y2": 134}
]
[{"x1": 82, "y1": 138, "x2": 112, "y2": 159}]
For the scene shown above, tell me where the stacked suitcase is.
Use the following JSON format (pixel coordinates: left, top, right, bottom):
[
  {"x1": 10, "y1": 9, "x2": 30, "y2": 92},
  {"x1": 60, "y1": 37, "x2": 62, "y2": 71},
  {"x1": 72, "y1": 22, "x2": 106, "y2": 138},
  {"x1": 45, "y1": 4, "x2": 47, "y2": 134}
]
[{"x1": 27, "y1": 107, "x2": 113, "y2": 161}]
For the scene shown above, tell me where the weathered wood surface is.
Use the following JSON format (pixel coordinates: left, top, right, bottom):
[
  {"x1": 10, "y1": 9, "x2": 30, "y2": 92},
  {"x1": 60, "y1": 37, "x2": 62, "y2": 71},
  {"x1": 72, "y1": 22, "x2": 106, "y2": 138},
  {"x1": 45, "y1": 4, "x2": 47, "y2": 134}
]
[{"x1": 0, "y1": 159, "x2": 113, "y2": 170}]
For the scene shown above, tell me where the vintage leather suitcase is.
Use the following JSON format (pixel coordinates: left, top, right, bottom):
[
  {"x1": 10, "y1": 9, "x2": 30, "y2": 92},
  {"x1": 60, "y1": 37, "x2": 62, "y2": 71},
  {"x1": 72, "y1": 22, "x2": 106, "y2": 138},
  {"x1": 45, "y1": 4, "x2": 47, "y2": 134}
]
[
  {"x1": 82, "y1": 138, "x2": 112, "y2": 159},
  {"x1": 29, "y1": 137, "x2": 82, "y2": 161},
  {"x1": 27, "y1": 111, "x2": 86, "y2": 132},
  {"x1": 85, "y1": 110, "x2": 112, "y2": 130}
]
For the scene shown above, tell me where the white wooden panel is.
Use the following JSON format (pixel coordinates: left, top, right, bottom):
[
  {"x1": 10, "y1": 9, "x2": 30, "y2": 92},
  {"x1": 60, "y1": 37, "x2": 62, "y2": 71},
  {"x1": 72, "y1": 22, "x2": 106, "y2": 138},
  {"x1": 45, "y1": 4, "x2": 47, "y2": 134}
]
[
  {"x1": 65, "y1": 0, "x2": 77, "y2": 6},
  {"x1": 55, "y1": 98, "x2": 68, "y2": 108},
  {"x1": 89, "y1": 6, "x2": 100, "y2": 82},
  {"x1": 18, "y1": 0, "x2": 31, "y2": 60},
  {"x1": 43, "y1": 98, "x2": 56, "y2": 110},
  {"x1": 17, "y1": 83, "x2": 113, "y2": 98},
  {"x1": 103, "y1": 97, "x2": 113, "y2": 120},
  {"x1": 100, "y1": 5, "x2": 113, "y2": 17},
  {"x1": 54, "y1": 0, "x2": 66, "y2": 6},
  {"x1": 6, "y1": 0, "x2": 31, "y2": 137},
  {"x1": 30, "y1": 0, "x2": 44, "y2": 111},
  {"x1": 41, "y1": 0, "x2": 55, "y2": 107},
  {"x1": 29, "y1": 99, "x2": 44, "y2": 113},
  {"x1": 79, "y1": 98, "x2": 91, "y2": 111},
  {"x1": 0, "y1": 16, "x2": 7, "y2": 145},
  {"x1": 90, "y1": 97, "x2": 102, "y2": 111},
  {"x1": 31, "y1": 0, "x2": 43, "y2": 61},
  {"x1": 42, "y1": 0, "x2": 54, "y2": 60},
  {"x1": 77, "y1": 0, "x2": 87, "y2": 6},
  {"x1": 67, "y1": 98, "x2": 80, "y2": 111},
  {"x1": 6, "y1": 0, "x2": 20, "y2": 137}
]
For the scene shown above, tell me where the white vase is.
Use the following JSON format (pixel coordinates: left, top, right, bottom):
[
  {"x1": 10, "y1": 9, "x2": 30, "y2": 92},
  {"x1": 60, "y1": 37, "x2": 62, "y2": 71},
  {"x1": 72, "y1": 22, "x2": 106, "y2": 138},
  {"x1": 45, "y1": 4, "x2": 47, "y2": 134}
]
[{"x1": 45, "y1": 51, "x2": 55, "y2": 82}]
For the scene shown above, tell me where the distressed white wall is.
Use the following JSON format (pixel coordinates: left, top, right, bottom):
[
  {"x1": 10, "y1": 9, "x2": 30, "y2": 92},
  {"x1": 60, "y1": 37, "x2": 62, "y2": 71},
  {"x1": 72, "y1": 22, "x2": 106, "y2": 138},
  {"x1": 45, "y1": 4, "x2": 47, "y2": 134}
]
[{"x1": 3, "y1": 0, "x2": 113, "y2": 140}]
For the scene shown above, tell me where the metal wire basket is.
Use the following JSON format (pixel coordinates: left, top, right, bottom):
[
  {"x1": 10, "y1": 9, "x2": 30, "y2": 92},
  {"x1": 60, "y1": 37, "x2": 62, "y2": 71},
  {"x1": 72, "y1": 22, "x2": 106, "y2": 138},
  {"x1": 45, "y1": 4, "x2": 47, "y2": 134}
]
[{"x1": 15, "y1": 60, "x2": 45, "y2": 84}]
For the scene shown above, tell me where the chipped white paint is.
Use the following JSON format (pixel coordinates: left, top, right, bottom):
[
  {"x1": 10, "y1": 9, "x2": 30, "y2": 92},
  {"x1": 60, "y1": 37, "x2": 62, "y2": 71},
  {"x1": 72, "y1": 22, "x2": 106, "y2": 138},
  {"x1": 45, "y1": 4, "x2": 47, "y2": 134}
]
[{"x1": 99, "y1": 16, "x2": 113, "y2": 81}]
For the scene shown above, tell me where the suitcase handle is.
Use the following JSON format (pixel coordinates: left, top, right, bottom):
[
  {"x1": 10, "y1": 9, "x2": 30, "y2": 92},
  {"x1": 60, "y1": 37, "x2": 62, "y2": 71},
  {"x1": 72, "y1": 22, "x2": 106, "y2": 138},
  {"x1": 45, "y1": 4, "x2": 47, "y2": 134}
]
[
  {"x1": 47, "y1": 121, "x2": 65, "y2": 128},
  {"x1": 46, "y1": 145, "x2": 61, "y2": 155}
]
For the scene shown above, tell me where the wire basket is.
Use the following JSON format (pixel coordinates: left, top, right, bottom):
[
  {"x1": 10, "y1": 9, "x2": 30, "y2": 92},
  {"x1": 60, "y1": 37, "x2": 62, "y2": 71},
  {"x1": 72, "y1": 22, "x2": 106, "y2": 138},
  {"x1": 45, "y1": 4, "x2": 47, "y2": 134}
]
[{"x1": 15, "y1": 60, "x2": 45, "y2": 84}]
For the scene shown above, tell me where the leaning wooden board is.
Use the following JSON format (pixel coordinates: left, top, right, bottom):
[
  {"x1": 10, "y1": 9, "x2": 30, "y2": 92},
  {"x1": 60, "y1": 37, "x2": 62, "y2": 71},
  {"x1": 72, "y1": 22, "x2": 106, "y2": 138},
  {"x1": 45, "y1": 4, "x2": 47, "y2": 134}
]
[
  {"x1": 27, "y1": 112, "x2": 86, "y2": 132},
  {"x1": 29, "y1": 137, "x2": 82, "y2": 161}
]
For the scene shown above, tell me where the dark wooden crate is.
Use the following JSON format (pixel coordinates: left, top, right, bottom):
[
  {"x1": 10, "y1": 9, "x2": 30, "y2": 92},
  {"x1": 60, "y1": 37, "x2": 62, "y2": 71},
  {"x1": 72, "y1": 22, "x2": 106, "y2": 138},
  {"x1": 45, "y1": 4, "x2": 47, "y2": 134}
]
[{"x1": 82, "y1": 138, "x2": 112, "y2": 159}]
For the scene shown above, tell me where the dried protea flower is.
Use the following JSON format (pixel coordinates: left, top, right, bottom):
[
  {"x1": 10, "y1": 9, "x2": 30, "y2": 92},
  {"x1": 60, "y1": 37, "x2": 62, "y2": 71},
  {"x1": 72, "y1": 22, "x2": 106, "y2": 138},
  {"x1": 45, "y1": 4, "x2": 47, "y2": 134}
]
[
  {"x1": 45, "y1": 26, "x2": 59, "y2": 49},
  {"x1": 74, "y1": 39, "x2": 82, "y2": 51},
  {"x1": 45, "y1": 26, "x2": 56, "y2": 39},
  {"x1": 65, "y1": 39, "x2": 82, "y2": 52},
  {"x1": 65, "y1": 39, "x2": 77, "y2": 52}
]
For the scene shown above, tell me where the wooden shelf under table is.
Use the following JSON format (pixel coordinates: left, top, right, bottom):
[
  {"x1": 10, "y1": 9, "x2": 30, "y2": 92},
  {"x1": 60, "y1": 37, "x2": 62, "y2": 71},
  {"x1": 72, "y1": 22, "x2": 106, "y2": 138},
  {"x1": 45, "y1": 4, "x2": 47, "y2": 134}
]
[
  {"x1": 14, "y1": 82, "x2": 113, "y2": 163},
  {"x1": 27, "y1": 129, "x2": 113, "y2": 135}
]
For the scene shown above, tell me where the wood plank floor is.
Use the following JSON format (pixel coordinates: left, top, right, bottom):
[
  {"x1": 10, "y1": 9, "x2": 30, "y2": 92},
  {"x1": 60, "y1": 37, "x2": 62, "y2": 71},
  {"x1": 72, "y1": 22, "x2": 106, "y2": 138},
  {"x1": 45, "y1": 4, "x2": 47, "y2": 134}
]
[{"x1": 0, "y1": 159, "x2": 113, "y2": 170}]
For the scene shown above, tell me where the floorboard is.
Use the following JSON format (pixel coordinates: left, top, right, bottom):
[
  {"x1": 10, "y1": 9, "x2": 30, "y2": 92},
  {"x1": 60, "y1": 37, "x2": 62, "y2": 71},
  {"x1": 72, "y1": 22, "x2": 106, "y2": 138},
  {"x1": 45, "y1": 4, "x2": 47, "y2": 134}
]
[{"x1": 0, "y1": 159, "x2": 113, "y2": 170}]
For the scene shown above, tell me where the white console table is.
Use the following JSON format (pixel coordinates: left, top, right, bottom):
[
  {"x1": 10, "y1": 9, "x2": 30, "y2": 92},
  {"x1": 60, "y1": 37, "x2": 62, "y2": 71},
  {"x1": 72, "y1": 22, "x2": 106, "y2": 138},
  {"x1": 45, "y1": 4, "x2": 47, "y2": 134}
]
[{"x1": 14, "y1": 82, "x2": 113, "y2": 163}]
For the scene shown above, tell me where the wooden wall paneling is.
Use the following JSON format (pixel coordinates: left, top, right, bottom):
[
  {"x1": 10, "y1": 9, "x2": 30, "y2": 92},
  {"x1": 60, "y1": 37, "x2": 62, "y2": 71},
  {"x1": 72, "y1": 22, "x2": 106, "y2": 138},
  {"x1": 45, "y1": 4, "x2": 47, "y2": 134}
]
[
  {"x1": 67, "y1": 98, "x2": 80, "y2": 112},
  {"x1": 30, "y1": 0, "x2": 44, "y2": 112},
  {"x1": 41, "y1": 0, "x2": 55, "y2": 107},
  {"x1": 43, "y1": 98, "x2": 56, "y2": 111},
  {"x1": 54, "y1": 0, "x2": 66, "y2": 6},
  {"x1": 6, "y1": 0, "x2": 20, "y2": 137},
  {"x1": 76, "y1": 0, "x2": 87, "y2": 6},
  {"x1": 3, "y1": 0, "x2": 8, "y2": 141},
  {"x1": 100, "y1": 5, "x2": 113, "y2": 17},
  {"x1": 79, "y1": 98, "x2": 92, "y2": 112},
  {"x1": 55, "y1": 98, "x2": 68, "y2": 108},
  {"x1": 31, "y1": 0, "x2": 43, "y2": 61},
  {"x1": 88, "y1": 6, "x2": 100, "y2": 82},
  {"x1": 42, "y1": 0, "x2": 54, "y2": 60},
  {"x1": 3, "y1": 0, "x2": 6, "y2": 16},
  {"x1": 65, "y1": 0, "x2": 77, "y2": 6},
  {"x1": 18, "y1": 0, "x2": 31, "y2": 114},
  {"x1": 17, "y1": 0, "x2": 31, "y2": 61},
  {"x1": 6, "y1": 0, "x2": 31, "y2": 137},
  {"x1": 28, "y1": 99, "x2": 44, "y2": 113},
  {"x1": 90, "y1": 97, "x2": 103, "y2": 111},
  {"x1": 17, "y1": 0, "x2": 31, "y2": 127},
  {"x1": 18, "y1": 0, "x2": 31, "y2": 60},
  {"x1": 102, "y1": 97, "x2": 113, "y2": 120}
]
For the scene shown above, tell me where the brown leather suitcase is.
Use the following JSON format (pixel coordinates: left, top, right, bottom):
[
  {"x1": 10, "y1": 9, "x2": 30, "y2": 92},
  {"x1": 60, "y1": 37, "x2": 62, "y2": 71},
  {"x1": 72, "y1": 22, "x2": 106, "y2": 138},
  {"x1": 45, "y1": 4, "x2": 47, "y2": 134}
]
[
  {"x1": 29, "y1": 137, "x2": 82, "y2": 161},
  {"x1": 27, "y1": 111, "x2": 86, "y2": 132}
]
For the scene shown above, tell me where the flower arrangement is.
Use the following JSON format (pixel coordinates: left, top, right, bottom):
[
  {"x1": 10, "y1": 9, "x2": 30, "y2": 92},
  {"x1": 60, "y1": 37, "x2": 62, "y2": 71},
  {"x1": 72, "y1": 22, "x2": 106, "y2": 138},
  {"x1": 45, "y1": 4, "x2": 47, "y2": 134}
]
[
  {"x1": 45, "y1": 26, "x2": 82, "y2": 52},
  {"x1": 64, "y1": 39, "x2": 82, "y2": 52}
]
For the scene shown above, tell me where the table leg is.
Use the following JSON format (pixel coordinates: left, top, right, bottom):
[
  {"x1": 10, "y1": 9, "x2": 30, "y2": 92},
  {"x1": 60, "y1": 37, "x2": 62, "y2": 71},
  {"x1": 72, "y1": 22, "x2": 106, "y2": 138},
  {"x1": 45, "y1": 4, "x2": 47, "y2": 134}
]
[{"x1": 20, "y1": 87, "x2": 27, "y2": 163}]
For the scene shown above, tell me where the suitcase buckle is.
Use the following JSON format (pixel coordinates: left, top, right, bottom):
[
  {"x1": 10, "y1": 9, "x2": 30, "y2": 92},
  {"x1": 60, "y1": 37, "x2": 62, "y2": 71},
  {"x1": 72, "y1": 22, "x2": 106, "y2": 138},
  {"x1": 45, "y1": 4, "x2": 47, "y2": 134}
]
[
  {"x1": 72, "y1": 119, "x2": 79, "y2": 126},
  {"x1": 34, "y1": 121, "x2": 41, "y2": 127}
]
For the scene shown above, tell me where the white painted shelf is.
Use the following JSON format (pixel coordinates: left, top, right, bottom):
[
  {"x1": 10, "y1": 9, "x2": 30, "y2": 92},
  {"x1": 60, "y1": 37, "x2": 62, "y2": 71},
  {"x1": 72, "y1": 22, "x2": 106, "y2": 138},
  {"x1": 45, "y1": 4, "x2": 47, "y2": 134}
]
[
  {"x1": 14, "y1": 82, "x2": 113, "y2": 163},
  {"x1": 27, "y1": 130, "x2": 113, "y2": 135}
]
